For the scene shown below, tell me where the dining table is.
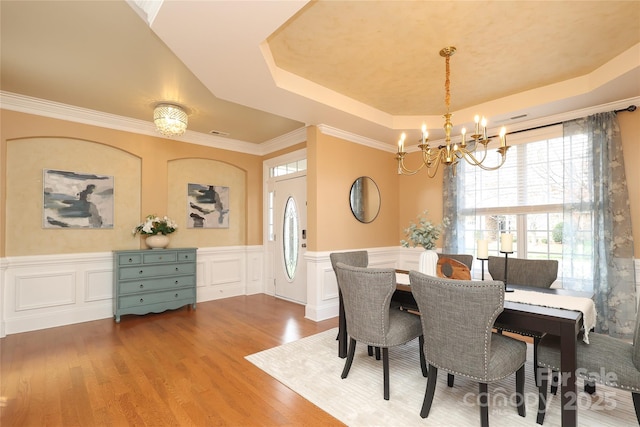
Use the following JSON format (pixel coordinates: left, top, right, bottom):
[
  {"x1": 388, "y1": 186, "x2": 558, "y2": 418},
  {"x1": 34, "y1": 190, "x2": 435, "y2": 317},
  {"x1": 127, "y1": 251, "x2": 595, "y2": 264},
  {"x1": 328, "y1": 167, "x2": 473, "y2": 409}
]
[{"x1": 337, "y1": 271, "x2": 594, "y2": 427}]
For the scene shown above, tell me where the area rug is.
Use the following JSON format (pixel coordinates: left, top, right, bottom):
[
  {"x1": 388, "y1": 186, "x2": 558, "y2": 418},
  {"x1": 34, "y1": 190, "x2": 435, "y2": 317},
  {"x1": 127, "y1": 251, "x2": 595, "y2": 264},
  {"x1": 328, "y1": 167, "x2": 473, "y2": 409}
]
[{"x1": 246, "y1": 328, "x2": 637, "y2": 426}]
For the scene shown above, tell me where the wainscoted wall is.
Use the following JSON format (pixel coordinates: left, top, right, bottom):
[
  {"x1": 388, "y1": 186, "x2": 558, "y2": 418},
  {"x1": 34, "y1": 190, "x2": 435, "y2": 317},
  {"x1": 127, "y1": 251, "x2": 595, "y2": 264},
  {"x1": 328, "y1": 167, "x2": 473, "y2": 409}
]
[
  {"x1": 1, "y1": 249, "x2": 638, "y2": 337},
  {"x1": 303, "y1": 248, "x2": 640, "y2": 322},
  {"x1": 0, "y1": 246, "x2": 263, "y2": 337}
]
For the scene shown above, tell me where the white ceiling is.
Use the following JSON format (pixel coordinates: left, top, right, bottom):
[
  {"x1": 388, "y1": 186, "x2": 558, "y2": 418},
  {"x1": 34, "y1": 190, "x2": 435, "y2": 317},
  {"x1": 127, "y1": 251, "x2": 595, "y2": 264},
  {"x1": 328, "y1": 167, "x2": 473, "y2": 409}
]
[{"x1": 2, "y1": 0, "x2": 639, "y2": 151}]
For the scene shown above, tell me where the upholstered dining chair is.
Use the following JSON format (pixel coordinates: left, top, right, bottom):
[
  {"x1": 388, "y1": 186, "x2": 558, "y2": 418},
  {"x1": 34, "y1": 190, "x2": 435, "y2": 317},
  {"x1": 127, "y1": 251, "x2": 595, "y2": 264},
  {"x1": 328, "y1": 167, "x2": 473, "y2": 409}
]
[
  {"x1": 536, "y1": 309, "x2": 640, "y2": 425},
  {"x1": 409, "y1": 271, "x2": 526, "y2": 427},
  {"x1": 330, "y1": 251, "x2": 370, "y2": 356},
  {"x1": 487, "y1": 256, "x2": 558, "y2": 288},
  {"x1": 489, "y1": 256, "x2": 559, "y2": 385},
  {"x1": 334, "y1": 262, "x2": 426, "y2": 400}
]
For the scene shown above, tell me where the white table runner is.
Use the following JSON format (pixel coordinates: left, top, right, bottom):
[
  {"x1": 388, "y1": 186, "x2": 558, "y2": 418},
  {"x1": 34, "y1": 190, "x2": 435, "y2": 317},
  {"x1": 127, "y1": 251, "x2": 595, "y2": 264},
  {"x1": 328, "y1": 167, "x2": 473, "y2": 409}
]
[{"x1": 504, "y1": 289, "x2": 597, "y2": 343}]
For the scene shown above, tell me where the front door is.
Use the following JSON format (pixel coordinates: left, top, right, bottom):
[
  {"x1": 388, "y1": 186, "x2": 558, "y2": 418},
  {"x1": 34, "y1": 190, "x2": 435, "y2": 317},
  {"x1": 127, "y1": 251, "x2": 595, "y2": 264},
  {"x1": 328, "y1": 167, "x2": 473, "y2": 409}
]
[{"x1": 273, "y1": 175, "x2": 307, "y2": 303}]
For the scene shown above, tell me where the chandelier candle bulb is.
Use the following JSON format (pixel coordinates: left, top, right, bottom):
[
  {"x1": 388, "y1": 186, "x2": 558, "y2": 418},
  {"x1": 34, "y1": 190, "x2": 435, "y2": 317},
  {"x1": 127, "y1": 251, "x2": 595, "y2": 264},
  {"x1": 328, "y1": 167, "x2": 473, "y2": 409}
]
[
  {"x1": 461, "y1": 127, "x2": 466, "y2": 146},
  {"x1": 500, "y1": 127, "x2": 507, "y2": 147},
  {"x1": 475, "y1": 115, "x2": 480, "y2": 136},
  {"x1": 477, "y1": 239, "x2": 489, "y2": 259},
  {"x1": 481, "y1": 117, "x2": 488, "y2": 140},
  {"x1": 501, "y1": 233, "x2": 513, "y2": 253}
]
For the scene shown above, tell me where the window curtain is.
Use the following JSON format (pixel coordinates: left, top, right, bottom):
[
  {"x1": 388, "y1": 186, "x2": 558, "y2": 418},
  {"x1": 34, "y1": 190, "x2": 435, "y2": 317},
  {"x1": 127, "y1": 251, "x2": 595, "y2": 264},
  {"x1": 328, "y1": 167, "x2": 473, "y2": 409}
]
[
  {"x1": 442, "y1": 166, "x2": 460, "y2": 253},
  {"x1": 562, "y1": 112, "x2": 636, "y2": 338}
]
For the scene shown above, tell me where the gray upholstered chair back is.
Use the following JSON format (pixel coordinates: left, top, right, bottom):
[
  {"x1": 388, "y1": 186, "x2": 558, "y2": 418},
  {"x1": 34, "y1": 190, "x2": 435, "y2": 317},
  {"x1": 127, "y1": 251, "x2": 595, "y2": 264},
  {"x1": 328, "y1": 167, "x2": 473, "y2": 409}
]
[
  {"x1": 438, "y1": 253, "x2": 473, "y2": 270},
  {"x1": 488, "y1": 256, "x2": 558, "y2": 288},
  {"x1": 335, "y1": 263, "x2": 396, "y2": 347},
  {"x1": 632, "y1": 308, "x2": 640, "y2": 371},
  {"x1": 409, "y1": 271, "x2": 505, "y2": 380},
  {"x1": 330, "y1": 251, "x2": 368, "y2": 274}
]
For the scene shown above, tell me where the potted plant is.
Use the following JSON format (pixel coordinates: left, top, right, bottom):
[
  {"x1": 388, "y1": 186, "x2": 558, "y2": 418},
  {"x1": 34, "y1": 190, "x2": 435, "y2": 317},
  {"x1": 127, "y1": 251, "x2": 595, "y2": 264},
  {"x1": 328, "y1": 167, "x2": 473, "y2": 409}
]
[{"x1": 133, "y1": 215, "x2": 178, "y2": 249}]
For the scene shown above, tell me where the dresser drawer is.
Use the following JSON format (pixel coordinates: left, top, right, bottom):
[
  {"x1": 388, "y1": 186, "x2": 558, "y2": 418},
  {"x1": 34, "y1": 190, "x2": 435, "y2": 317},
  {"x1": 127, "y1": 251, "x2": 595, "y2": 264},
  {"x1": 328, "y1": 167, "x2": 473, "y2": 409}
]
[
  {"x1": 118, "y1": 262, "x2": 196, "y2": 280},
  {"x1": 177, "y1": 250, "x2": 196, "y2": 262},
  {"x1": 118, "y1": 275, "x2": 195, "y2": 295},
  {"x1": 119, "y1": 288, "x2": 196, "y2": 309},
  {"x1": 118, "y1": 253, "x2": 142, "y2": 265},
  {"x1": 142, "y1": 251, "x2": 178, "y2": 264}
]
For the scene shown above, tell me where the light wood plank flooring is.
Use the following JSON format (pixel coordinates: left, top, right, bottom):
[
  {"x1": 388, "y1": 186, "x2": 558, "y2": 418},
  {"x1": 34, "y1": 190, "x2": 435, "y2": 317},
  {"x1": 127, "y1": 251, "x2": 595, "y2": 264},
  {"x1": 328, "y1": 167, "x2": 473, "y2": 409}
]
[{"x1": 1, "y1": 294, "x2": 342, "y2": 426}]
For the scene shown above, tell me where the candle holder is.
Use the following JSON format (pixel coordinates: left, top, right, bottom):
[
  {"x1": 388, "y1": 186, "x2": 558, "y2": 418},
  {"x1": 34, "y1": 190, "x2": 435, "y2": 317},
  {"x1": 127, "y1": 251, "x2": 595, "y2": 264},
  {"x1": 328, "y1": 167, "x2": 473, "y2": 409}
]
[
  {"x1": 477, "y1": 258, "x2": 488, "y2": 281},
  {"x1": 499, "y1": 250, "x2": 514, "y2": 292}
]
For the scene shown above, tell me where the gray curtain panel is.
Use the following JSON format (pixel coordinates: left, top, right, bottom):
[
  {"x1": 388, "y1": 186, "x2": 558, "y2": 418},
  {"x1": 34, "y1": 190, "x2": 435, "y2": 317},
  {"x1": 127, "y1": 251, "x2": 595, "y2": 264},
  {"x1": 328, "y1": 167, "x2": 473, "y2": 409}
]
[{"x1": 562, "y1": 112, "x2": 636, "y2": 338}]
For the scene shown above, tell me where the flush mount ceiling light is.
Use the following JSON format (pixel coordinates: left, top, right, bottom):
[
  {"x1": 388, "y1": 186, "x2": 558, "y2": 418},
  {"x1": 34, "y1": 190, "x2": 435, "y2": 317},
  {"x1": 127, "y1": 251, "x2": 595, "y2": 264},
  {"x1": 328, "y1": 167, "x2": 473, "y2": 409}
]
[{"x1": 153, "y1": 103, "x2": 188, "y2": 137}]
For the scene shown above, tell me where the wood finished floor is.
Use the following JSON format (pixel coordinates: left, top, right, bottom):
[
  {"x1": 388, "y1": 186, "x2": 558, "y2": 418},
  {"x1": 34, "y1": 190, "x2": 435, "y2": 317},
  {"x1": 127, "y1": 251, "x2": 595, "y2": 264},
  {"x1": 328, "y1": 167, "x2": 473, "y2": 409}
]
[{"x1": 0, "y1": 294, "x2": 342, "y2": 426}]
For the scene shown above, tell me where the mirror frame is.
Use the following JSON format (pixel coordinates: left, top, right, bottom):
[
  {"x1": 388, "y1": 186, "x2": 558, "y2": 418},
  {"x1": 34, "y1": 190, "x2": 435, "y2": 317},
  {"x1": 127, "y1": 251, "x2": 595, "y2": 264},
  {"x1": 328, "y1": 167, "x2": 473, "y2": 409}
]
[{"x1": 349, "y1": 176, "x2": 381, "y2": 223}]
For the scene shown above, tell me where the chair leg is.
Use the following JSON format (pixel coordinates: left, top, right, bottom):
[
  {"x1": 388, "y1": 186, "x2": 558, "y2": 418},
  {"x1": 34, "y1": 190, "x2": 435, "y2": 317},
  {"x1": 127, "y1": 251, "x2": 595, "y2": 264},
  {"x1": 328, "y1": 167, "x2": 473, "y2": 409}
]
[
  {"x1": 533, "y1": 336, "x2": 540, "y2": 386},
  {"x1": 341, "y1": 338, "x2": 356, "y2": 379},
  {"x1": 584, "y1": 380, "x2": 596, "y2": 395},
  {"x1": 420, "y1": 364, "x2": 438, "y2": 418},
  {"x1": 537, "y1": 368, "x2": 549, "y2": 425},
  {"x1": 447, "y1": 373, "x2": 455, "y2": 387},
  {"x1": 516, "y1": 365, "x2": 526, "y2": 417},
  {"x1": 479, "y1": 382, "x2": 489, "y2": 427},
  {"x1": 419, "y1": 335, "x2": 428, "y2": 377},
  {"x1": 632, "y1": 392, "x2": 640, "y2": 424},
  {"x1": 550, "y1": 371, "x2": 559, "y2": 395},
  {"x1": 382, "y1": 347, "x2": 390, "y2": 400},
  {"x1": 367, "y1": 345, "x2": 373, "y2": 356}
]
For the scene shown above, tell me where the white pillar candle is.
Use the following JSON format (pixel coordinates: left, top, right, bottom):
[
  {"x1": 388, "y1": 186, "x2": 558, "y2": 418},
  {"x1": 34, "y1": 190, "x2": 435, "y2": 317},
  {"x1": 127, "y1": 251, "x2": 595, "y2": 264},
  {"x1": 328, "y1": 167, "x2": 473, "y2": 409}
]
[
  {"x1": 477, "y1": 239, "x2": 488, "y2": 259},
  {"x1": 501, "y1": 233, "x2": 513, "y2": 253}
]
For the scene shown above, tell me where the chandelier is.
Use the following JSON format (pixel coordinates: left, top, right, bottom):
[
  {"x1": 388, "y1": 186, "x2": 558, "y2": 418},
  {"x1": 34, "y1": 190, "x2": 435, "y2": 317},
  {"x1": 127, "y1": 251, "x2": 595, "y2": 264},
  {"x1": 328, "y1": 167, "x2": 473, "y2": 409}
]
[
  {"x1": 396, "y1": 47, "x2": 510, "y2": 177},
  {"x1": 154, "y1": 103, "x2": 188, "y2": 137}
]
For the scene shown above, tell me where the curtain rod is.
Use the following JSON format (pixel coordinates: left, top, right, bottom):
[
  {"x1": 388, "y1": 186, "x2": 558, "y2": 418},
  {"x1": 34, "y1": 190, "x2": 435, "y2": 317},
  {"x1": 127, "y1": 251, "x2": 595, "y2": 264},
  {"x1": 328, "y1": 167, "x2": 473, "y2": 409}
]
[{"x1": 505, "y1": 104, "x2": 637, "y2": 137}]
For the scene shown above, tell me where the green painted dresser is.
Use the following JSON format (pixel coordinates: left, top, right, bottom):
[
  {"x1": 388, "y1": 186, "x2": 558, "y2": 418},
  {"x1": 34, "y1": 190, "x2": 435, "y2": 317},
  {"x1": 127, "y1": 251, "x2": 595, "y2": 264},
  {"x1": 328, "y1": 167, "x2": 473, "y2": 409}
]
[{"x1": 113, "y1": 248, "x2": 197, "y2": 323}]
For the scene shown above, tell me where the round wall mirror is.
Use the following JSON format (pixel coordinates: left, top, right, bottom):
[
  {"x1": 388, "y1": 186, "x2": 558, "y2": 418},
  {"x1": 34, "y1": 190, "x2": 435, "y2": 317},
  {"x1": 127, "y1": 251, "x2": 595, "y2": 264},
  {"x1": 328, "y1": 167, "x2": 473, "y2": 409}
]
[{"x1": 349, "y1": 176, "x2": 381, "y2": 223}]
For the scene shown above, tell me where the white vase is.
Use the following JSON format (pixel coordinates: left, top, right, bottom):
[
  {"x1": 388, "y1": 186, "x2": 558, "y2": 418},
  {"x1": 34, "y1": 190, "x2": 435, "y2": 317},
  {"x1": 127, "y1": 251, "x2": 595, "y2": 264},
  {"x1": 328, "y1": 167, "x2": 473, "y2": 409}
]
[
  {"x1": 418, "y1": 249, "x2": 438, "y2": 276},
  {"x1": 145, "y1": 234, "x2": 170, "y2": 249}
]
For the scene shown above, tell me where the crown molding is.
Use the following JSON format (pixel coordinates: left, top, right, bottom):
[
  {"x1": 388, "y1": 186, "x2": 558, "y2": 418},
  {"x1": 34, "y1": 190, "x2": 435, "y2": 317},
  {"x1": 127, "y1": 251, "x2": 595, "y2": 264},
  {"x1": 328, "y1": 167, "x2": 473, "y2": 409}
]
[
  {"x1": 316, "y1": 124, "x2": 390, "y2": 152},
  {"x1": 0, "y1": 91, "x2": 300, "y2": 156},
  {"x1": 2, "y1": 91, "x2": 637, "y2": 157}
]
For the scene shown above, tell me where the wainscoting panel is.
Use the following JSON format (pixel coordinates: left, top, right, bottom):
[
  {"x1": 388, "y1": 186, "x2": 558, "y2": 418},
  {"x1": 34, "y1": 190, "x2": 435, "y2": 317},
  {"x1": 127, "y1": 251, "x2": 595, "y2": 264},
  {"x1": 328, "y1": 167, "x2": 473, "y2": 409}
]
[
  {"x1": 84, "y1": 269, "x2": 113, "y2": 302},
  {"x1": 15, "y1": 271, "x2": 76, "y2": 310},
  {"x1": 0, "y1": 246, "x2": 265, "y2": 337}
]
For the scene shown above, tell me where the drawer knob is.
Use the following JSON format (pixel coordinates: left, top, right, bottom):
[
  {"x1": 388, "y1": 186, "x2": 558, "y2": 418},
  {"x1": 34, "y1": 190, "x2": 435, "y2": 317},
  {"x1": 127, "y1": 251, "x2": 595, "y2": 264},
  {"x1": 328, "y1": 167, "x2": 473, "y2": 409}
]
[
  {"x1": 175, "y1": 280, "x2": 179, "y2": 284},
  {"x1": 139, "y1": 284, "x2": 144, "y2": 289},
  {"x1": 128, "y1": 258, "x2": 133, "y2": 263},
  {"x1": 175, "y1": 293, "x2": 179, "y2": 298},
  {"x1": 175, "y1": 267, "x2": 179, "y2": 271},
  {"x1": 139, "y1": 270, "x2": 143, "y2": 274},
  {"x1": 139, "y1": 298, "x2": 144, "y2": 303}
]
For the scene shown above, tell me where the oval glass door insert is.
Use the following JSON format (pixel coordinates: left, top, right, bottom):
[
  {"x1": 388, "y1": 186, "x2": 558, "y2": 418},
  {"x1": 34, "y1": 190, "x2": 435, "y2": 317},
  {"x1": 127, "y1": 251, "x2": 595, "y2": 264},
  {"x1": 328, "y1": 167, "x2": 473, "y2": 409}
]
[{"x1": 283, "y1": 196, "x2": 299, "y2": 280}]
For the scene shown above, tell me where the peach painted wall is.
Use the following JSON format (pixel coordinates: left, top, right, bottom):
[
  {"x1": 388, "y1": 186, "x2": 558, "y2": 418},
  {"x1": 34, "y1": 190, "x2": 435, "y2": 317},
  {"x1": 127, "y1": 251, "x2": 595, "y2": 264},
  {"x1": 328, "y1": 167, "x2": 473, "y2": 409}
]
[
  {"x1": 619, "y1": 111, "x2": 640, "y2": 256},
  {"x1": 0, "y1": 109, "x2": 263, "y2": 257},
  {"x1": 308, "y1": 126, "x2": 399, "y2": 252}
]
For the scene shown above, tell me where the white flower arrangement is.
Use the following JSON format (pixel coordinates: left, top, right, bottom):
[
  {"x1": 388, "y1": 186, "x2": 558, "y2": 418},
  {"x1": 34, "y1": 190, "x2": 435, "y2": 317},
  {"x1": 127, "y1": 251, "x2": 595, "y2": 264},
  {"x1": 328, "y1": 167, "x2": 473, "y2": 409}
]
[
  {"x1": 400, "y1": 211, "x2": 449, "y2": 250},
  {"x1": 132, "y1": 215, "x2": 178, "y2": 236}
]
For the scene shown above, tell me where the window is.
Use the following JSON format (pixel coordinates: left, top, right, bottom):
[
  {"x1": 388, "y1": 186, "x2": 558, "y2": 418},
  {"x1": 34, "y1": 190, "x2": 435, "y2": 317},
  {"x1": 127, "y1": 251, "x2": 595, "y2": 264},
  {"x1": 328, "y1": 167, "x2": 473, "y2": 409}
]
[
  {"x1": 455, "y1": 125, "x2": 579, "y2": 279},
  {"x1": 270, "y1": 159, "x2": 307, "y2": 177}
]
